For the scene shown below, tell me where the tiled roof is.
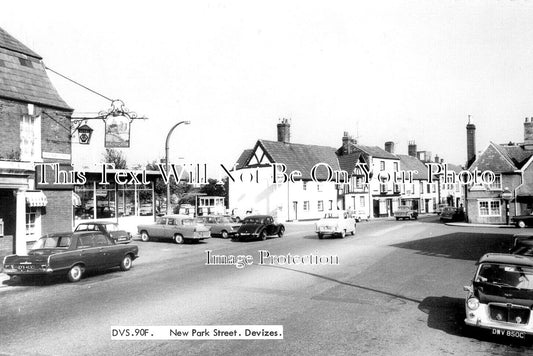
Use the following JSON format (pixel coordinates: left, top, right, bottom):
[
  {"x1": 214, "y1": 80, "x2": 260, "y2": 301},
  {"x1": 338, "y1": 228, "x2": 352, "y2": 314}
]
[
  {"x1": 498, "y1": 144, "x2": 533, "y2": 169},
  {"x1": 446, "y1": 163, "x2": 463, "y2": 173},
  {"x1": 235, "y1": 149, "x2": 253, "y2": 169},
  {"x1": 337, "y1": 152, "x2": 362, "y2": 175},
  {"x1": 469, "y1": 143, "x2": 517, "y2": 173},
  {"x1": 0, "y1": 27, "x2": 72, "y2": 111},
  {"x1": 256, "y1": 140, "x2": 340, "y2": 180},
  {"x1": 397, "y1": 154, "x2": 428, "y2": 180},
  {"x1": 351, "y1": 144, "x2": 399, "y2": 160}
]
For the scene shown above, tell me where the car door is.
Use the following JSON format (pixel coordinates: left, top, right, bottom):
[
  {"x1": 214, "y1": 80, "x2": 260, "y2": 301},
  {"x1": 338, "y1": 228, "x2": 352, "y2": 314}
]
[
  {"x1": 76, "y1": 234, "x2": 101, "y2": 270},
  {"x1": 151, "y1": 218, "x2": 167, "y2": 238},
  {"x1": 165, "y1": 218, "x2": 177, "y2": 239},
  {"x1": 265, "y1": 217, "x2": 276, "y2": 236},
  {"x1": 92, "y1": 233, "x2": 117, "y2": 268}
]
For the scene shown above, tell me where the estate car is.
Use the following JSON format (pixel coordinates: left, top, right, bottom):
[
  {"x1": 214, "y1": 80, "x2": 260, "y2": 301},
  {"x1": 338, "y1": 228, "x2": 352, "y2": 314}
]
[
  {"x1": 315, "y1": 211, "x2": 356, "y2": 239},
  {"x1": 137, "y1": 214, "x2": 211, "y2": 244}
]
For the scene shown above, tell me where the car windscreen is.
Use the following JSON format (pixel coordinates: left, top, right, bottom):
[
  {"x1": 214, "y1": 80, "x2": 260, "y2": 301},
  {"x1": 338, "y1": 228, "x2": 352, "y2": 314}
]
[
  {"x1": 475, "y1": 263, "x2": 533, "y2": 295},
  {"x1": 32, "y1": 235, "x2": 72, "y2": 249},
  {"x1": 104, "y1": 224, "x2": 119, "y2": 232},
  {"x1": 243, "y1": 217, "x2": 264, "y2": 224}
]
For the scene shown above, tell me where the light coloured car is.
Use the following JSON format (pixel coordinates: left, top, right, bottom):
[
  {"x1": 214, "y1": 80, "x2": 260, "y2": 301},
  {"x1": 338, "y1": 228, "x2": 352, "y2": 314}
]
[
  {"x1": 137, "y1": 214, "x2": 211, "y2": 244},
  {"x1": 196, "y1": 215, "x2": 241, "y2": 238},
  {"x1": 315, "y1": 211, "x2": 356, "y2": 239}
]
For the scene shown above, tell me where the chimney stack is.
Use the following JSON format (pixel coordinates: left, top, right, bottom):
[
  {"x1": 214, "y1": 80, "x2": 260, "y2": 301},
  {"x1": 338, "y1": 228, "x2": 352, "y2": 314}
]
[
  {"x1": 408, "y1": 141, "x2": 417, "y2": 157},
  {"x1": 384, "y1": 141, "x2": 394, "y2": 154},
  {"x1": 524, "y1": 117, "x2": 533, "y2": 143},
  {"x1": 277, "y1": 118, "x2": 291, "y2": 143},
  {"x1": 466, "y1": 115, "x2": 476, "y2": 167}
]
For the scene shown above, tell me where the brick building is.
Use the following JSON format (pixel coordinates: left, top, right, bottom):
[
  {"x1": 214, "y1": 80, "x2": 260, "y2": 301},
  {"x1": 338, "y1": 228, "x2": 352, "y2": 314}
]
[{"x1": 0, "y1": 26, "x2": 73, "y2": 254}]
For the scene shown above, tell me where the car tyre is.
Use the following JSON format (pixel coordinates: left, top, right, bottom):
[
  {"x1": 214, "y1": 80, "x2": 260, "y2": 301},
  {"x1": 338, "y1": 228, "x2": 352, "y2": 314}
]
[
  {"x1": 259, "y1": 230, "x2": 267, "y2": 241},
  {"x1": 174, "y1": 234, "x2": 184, "y2": 244},
  {"x1": 340, "y1": 230, "x2": 346, "y2": 238},
  {"x1": 221, "y1": 230, "x2": 229, "y2": 239},
  {"x1": 278, "y1": 227, "x2": 285, "y2": 238},
  {"x1": 517, "y1": 220, "x2": 526, "y2": 228},
  {"x1": 67, "y1": 265, "x2": 83, "y2": 283},
  {"x1": 395, "y1": 217, "x2": 399, "y2": 221},
  {"x1": 140, "y1": 231, "x2": 150, "y2": 242},
  {"x1": 120, "y1": 255, "x2": 133, "y2": 271}
]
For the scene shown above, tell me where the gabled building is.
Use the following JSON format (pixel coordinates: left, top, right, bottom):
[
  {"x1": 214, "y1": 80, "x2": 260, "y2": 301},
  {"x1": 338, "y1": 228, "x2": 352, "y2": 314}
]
[
  {"x1": 337, "y1": 134, "x2": 401, "y2": 217},
  {"x1": 466, "y1": 118, "x2": 533, "y2": 224},
  {"x1": 230, "y1": 120, "x2": 342, "y2": 221},
  {"x1": 0, "y1": 26, "x2": 74, "y2": 254}
]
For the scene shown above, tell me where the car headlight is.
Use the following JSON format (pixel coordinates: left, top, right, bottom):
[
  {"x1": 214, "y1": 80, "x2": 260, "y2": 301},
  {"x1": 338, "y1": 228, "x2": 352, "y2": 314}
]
[{"x1": 467, "y1": 297, "x2": 479, "y2": 310}]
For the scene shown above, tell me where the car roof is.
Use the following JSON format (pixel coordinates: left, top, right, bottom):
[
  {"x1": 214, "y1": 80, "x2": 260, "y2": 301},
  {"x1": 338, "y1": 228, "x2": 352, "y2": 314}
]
[
  {"x1": 245, "y1": 215, "x2": 272, "y2": 219},
  {"x1": 477, "y1": 253, "x2": 533, "y2": 267},
  {"x1": 161, "y1": 214, "x2": 194, "y2": 219},
  {"x1": 77, "y1": 221, "x2": 117, "y2": 225}
]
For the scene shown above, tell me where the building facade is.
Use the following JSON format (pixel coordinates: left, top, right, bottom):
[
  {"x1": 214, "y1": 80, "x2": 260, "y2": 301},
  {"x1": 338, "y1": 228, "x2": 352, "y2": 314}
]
[{"x1": 0, "y1": 26, "x2": 74, "y2": 254}]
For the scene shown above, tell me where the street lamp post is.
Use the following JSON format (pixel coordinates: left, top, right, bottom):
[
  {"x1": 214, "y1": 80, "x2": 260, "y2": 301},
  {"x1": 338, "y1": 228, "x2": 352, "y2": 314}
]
[
  {"x1": 165, "y1": 121, "x2": 190, "y2": 214},
  {"x1": 501, "y1": 188, "x2": 513, "y2": 226}
]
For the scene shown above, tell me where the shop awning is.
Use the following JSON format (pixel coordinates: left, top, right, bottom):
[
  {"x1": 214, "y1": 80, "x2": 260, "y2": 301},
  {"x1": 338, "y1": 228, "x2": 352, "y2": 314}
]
[
  {"x1": 72, "y1": 192, "x2": 82, "y2": 207},
  {"x1": 25, "y1": 191, "x2": 48, "y2": 207}
]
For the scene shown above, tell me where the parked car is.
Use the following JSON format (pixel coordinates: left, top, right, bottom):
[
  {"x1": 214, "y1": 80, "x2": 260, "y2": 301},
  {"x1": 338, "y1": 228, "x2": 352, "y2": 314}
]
[
  {"x1": 233, "y1": 215, "x2": 284, "y2": 241},
  {"x1": 512, "y1": 212, "x2": 533, "y2": 228},
  {"x1": 351, "y1": 210, "x2": 369, "y2": 222},
  {"x1": 74, "y1": 221, "x2": 132, "y2": 244},
  {"x1": 2, "y1": 231, "x2": 139, "y2": 283},
  {"x1": 196, "y1": 215, "x2": 241, "y2": 238},
  {"x1": 436, "y1": 204, "x2": 449, "y2": 215},
  {"x1": 315, "y1": 211, "x2": 356, "y2": 239},
  {"x1": 510, "y1": 234, "x2": 533, "y2": 256},
  {"x1": 394, "y1": 206, "x2": 418, "y2": 221},
  {"x1": 463, "y1": 253, "x2": 533, "y2": 339},
  {"x1": 440, "y1": 206, "x2": 464, "y2": 222},
  {"x1": 137, "y1": 214, "x2": 211, "y2": 244}
]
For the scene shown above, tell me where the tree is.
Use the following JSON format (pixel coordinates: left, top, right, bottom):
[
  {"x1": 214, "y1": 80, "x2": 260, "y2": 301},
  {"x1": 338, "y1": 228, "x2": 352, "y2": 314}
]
[{"x1": 103, "y1": 148, "x2": 127, "y2": 169}]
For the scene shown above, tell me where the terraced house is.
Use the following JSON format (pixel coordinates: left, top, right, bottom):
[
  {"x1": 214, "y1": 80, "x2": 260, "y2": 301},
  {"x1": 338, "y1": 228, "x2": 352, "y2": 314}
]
[{"x1": 0, "y1": 26, "x2": 74, "y2": 255}]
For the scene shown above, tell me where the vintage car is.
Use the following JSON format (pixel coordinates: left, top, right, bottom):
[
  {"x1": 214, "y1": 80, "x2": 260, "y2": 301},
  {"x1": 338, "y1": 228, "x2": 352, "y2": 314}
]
[
  {"x1": 315, "y1": 211, "x2": 356, "y2": 239},
  {"x1": 512, "y1": 212, "x2": 533, "y2": 228},
  {"x1": 196, "y1": 215, "x2": 241, "y2": 238},
  {"x1": 509, "y1": 234, "x2": 533, "y2": 256},
  {"x1": 463, "y1": 253, "x2": 533, "y2": 339},
  {"x1": 440, "y1": 206, "x2": 464, "y2": 222},
  {"x1": 393, "y1": 206, "x2": 418, "y2": 221},
  {"x1": 232, "y1": 215, "x2": 284, "y2": 241},
  {"x1": 74, "y1": 221, "x2": 132, "y2": 244},
  {"x1": 137, "y1": 214, "x2": 211, "y2": 244},
  {"x1": 2, "y1": 231, "x2": 139, "y2": 283}
]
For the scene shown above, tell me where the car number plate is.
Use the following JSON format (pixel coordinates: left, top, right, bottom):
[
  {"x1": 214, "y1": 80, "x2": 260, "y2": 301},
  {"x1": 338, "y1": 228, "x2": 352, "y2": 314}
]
[
  {"x1": 491, "y1": 328, "x2": 526, "y2": 339},
  {"x1": 17, "y1": 265, "x2": 35, "y2": 271}
]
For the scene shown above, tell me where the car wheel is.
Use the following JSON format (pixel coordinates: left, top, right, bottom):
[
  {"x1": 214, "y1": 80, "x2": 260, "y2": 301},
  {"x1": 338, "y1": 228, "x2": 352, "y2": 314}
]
[
  {"x1": 318, "y1": 233, "x2": 324, "y2": 239},
  {"x1": 140, "y1": 231, "x2": 150, "y2": 242},
  {"x1": 351, "y1": 226, "x2": 355, "y2": 235},
  {"x1": 278, "y1": 227, "x2": 285, "y2": 237},
  {"x1": 340, "y1": 230, "x2": 346, "y2": 238},
  {"x1": 414, "y1": 215, "x2": 418, "y2": 220},
  {"x1": 174, "y1": 234, "x2": 184, "y2": 244},
  {"x1": 395, "y1": 217, "x2": 399, "y2": 221},
  {"x1": 517, "y1": 220, "x2": 526, "y2": 228},
  {"x1": 120, "y1": 255, "x2": 133, "y2": 271},
  {"x1": 259, "y1": 230, "x2": 267, "y2": 241},
  {"x1": 67, "y1": 265, "x2": 83, "y2": 283},
  {"x1": 221, "y1": 230, "x2": 229, "y2": 239}
]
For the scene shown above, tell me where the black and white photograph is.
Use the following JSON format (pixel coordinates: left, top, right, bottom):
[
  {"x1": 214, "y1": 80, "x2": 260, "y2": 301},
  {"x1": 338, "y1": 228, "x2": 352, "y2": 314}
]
[{"x1": 2, "y1": 1, "x2": 533, "y2": 355}]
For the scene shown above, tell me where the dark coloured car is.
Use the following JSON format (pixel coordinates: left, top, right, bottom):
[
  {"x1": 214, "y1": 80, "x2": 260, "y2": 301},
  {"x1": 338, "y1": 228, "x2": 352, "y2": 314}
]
[
  {"x1": 75, "y1": 221, "x2": 132, "y2": 244},
  {"x1": 510, "y1": 234, "x2": 533, "y2": 256},
  {"x1": 233, "y1": 215, "x2": 284, "y2": 241},
  {"x1": 464, "y1": 253, "x2": 533, "y2": 338},
  {"x1": 2, "y1": 232, "x2": 139, "y2": 283},
  {"x1": 440, "y1": 207, "x2": 464, "y2": 222},
  {"x1": 394, "y1": 206, "x2": 418, "y2": 220},
  {"x1": 512, "y1": 213, "x2": 533, "y2": 228}
]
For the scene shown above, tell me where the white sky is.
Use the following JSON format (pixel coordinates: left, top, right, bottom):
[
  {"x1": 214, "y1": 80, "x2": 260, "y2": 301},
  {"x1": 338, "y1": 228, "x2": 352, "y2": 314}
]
[{"x1": 2, "y1": 0, "x2": 533, "y2": 176}]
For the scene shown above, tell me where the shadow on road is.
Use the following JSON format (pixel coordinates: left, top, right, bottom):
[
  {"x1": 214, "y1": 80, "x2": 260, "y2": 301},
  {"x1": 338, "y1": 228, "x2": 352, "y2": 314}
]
[{"x1": 391, "y1": 232, "x2": 514, "y2": 261}]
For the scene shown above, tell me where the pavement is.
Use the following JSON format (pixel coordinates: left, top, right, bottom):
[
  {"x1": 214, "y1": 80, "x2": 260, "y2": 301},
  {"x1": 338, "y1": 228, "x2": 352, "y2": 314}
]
[{"x1": 445, "y1": 222, "x2": 515, "y2": 228}]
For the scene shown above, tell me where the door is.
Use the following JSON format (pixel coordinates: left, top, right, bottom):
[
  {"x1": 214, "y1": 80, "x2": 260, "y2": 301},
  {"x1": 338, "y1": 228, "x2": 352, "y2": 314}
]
[
  {"x1": 373, "y1": 200, "x2": 380, "y2": 218},
  {"x1": 292, "y1": 201, "x2": 298, "y2": 221}
]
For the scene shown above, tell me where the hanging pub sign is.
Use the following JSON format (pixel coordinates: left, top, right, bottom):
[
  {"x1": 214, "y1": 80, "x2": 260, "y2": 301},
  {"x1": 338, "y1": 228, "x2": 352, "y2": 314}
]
[{"x1": 102, "y1": 100, "x2": 135, "y2": 148}]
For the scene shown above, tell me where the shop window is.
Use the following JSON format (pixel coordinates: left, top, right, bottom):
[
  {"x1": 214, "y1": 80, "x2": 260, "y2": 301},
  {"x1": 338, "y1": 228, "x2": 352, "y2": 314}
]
[{"x1": 26, "y1": 206, "x2": 38, "y2": 238}]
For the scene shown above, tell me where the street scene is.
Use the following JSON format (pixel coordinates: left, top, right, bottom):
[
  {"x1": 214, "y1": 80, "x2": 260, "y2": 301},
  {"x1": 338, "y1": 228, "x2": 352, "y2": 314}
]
[
  {"x1": 3, "y1": 1, "x2": 533, "y2": 355},
  {"x1": 1, "y1": 216, "x2": 531, "y2": 355}
]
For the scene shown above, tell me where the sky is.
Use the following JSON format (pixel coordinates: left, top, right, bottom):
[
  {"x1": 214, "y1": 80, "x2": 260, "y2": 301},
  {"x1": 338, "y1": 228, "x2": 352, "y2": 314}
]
[{"x1": 2, "y1": 0, "x2": 533, "y2": 177}]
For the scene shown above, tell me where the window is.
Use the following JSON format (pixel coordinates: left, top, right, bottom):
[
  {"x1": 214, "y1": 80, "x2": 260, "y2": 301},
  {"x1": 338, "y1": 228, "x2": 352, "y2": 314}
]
[
  {"x1": 302, "y1": 181, "x2": 307, "y2": 191},
  {"x1": 26, "y1": 207, "x2": 37, "y2": 238},
  {"x1": 20, "y1": 115, "x2": 42, "y2": 162},
  {"x1": 432, "y1": 184, "x2": 436, "y2": 193},
  {"x1": 380, "y1": 161, "x2": 385, "y2": 171},
  {"x1": 360, "y1": 196, "x2": 365, "y2": 207},
  {"x1": 479, "y1": 200, "x2": 501, "y2": 216},
  {"x1": 356, "y1": 177, "x2": 364, "y2": 189},
  {"x1": 19, "y1": 57, "x2": 33, "y2": 67},
  {"x1": 393, "y1": 162, "x2": 399, "y2": 171},
  {"x1": 317, "y1": 200, "x2": 324, "y2": 211},
  {"x1": 489, "y1": 174, "x2": 502, "y2": 190},
  {"x1": 317, "y1": 184, "x2": 322, "y2": 192},
  {"x1": 380, "y1": 183, "x2": 387, "y2": 194},
  {"x1": 303, "y1": 201, "x2": 309, "y2": 211},
  {"x1": 328, "y1": 200, "x2": 333, "y2": 210}
]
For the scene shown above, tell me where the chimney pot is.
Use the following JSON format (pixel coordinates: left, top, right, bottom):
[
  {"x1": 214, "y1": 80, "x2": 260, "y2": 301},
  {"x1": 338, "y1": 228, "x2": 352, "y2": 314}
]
[{"x1": 277, "y1": 118, "x2": 291, "y2": 143}]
